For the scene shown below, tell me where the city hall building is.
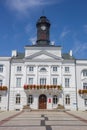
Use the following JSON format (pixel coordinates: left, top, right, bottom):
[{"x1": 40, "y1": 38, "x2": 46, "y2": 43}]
[{"x1": 0, "y1": 16, "x2": 87, "y2": 111}]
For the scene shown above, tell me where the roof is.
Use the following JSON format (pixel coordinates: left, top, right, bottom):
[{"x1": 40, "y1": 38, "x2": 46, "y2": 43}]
[
  {"x1": 12, "y1": 52, "x2": 25, "y2": 59},
  {"x1": 62, "y1": 53, "x2": 75, "y2": 60}
]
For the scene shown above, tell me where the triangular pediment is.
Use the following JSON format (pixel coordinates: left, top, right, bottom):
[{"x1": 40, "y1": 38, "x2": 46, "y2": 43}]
[{"x1": 25, "y1": 50, "x2": 62, "y2": 60}]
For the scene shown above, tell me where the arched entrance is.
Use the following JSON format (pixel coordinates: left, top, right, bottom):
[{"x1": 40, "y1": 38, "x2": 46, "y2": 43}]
[{"x1": 39, "y1": 94, "x2": 47, "y2": 109}]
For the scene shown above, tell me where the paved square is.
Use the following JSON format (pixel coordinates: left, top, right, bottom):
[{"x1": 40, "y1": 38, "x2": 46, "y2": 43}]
[{"x1": 0, "y1": 111, "x2": 87, "y2": 130}]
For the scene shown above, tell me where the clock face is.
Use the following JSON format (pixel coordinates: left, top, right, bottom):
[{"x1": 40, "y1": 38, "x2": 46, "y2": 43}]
[{"x1": 41, "y1": 25, "x2": 46, "y2": 30}]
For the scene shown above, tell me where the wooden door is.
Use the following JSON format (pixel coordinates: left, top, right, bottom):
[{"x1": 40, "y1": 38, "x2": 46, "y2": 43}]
[{"x1": 39, "y1": 95, "x2": 47, "y2": 109}]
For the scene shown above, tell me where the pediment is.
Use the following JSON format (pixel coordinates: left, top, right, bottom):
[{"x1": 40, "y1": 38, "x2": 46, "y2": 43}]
[{"x1": 25, "y1": 50, "x2": 62, "y2": 60}]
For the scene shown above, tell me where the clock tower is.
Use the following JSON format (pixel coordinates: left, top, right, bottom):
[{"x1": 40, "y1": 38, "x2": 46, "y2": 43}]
[{"x1": 36, "y1": 16, "x2": 50, "y2": 46}]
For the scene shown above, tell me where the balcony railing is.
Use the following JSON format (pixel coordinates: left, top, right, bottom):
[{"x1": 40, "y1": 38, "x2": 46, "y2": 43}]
[
  {"x1": 24, "y1": 84, "x2": 62, "y2": 90},
  {"x1": 23, "y1": 84, "x2": 62, "y2": 95},
  {"x1": 0, "y1": 86, "x2": 8, "y2": 91}
]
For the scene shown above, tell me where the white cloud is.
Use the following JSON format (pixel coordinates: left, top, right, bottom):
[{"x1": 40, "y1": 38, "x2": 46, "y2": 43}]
[
  {"x1": 83, "y1": 25, "x2": 87, "y2": 33},
  {"x1": 72, "y1": 40, "x2": 87, "y2": 57},
  {"x1": 29, "y1": 36, "x2": 36, "y2": 45},
  {"x1": 6, "y1": 0, "x2": 63, "y2": 14},
  {"x1": 60, "y1": 27, "x2": 70, "y2": 39},
  {"x1": 25, "y1": 23, "x2": 33, "y2": 33}
]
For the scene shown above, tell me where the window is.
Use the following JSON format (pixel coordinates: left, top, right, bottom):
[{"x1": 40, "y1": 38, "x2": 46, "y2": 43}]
[
  {"x1": 17, "y1": 66, "x2": 22, "y2": 72},
  {"x1": 83, "y1": 70, "x2": 87, "y2": 76},
  {"x1": 29, "y1": 66, "x2": 34, "y2": 72},
  {"x1": 53, "y1": 66, "x2": 57, "y2": 72},
  {"x1": 28, "y1": 95, "x2": 33, "y2": 104},
  {"x1": 83, "y1": 83, "x2": 87, "y2": 89},
  {"x1": 28, "y1": 78, "x2": 33, "y2": 85},
  {"x1": 53, "y1": 95, "x2": 58, "y2": 104},
  {"x1": 84, "y1": 99, "x2": 87, "y2": 106},
  {"x1": 16, "y1": 78, "x2": 21, "y2": 87},
  {"x1": 65, "y1": 78, "x2": 70, "y2": 87},
  {"x1": 0, "y1": 95, "x2": 1, "y2": 103},
  {"x1": 65, "y1": 67, "x2": 69, "y2": 72},
  {"x1": 40, "y1": 78, "x2": 46, "y2": 85},
  {"x1": 0, "y1": 65, "x2": 3, "y2": 72},
  {"x1": 0, "y1": 80, "x2": 3, "y2": 86},
  {"x1": 65, "y1": 95, "x2": 70, "y2": 105},
  {"x1": 16, "y1": 94, "x2": 21, "y2": 104},
  {"x1": 53, "y1": 78, "x2": 57, "y2": 85},
  {"x1": 40, "y1": 68, "x2": 46, "y2": 72}
]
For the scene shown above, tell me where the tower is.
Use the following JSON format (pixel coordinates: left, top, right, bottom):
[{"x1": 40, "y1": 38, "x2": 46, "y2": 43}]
[{"x1": 36, "y1": 16, "x2": 50, "y2": 46}]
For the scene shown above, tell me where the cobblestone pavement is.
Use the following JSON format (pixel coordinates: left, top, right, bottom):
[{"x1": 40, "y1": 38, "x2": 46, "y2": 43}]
[{"x1": 0, "y1": 110, "x2": 87, "y2": 130}]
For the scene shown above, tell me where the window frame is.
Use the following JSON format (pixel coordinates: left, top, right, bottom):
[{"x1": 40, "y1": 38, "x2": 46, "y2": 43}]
[
  {"x1": 53, "y1": 95, "x2": 58, "y2": 104},
  {"x1": 0, "y1": 95, "x2": 1, "y2": 103},
  {"x1": 29, "y1": 66, "x2": 34, "y2": 72},
  {"x1": 17, "y1": 66, "x2": 22, "y2": 72},
  {"x1": 65, "y1": 78, "x2": 70, "y2": 88},
  {"x1": 16, "y1": 78, "x2": 21, "y2": 87},
  {"x1": 40, "y1": 78, "x2": 46, "y2": 85},
  {"x1": 53, "y1": 78, "x2": 57, "y2": 85},
  {"x1": 65, "y1": 95, "x2": 70, "y2": 105},
  {"x1": 65, "y1": 67, "x2": 69, "y2": 73},
  {"x1": 53, "y1": 66, "x2": 57, "y2": 72},
  {"x1": 0, "y1": 80, "x2": 3, "y2": 86},
  {"x1": 0, "y1": 65, "x2": 3, "y2": 73},
  {"x1": 28, "y1": 95, "x2": 33, "y2": 104},
  {"x1": 28, "y1": 78, "x2": 33, "y2": 85},
  {"x1": 15, "y1": 94, "x2": 21, "y2": 104},
  {"x1": 84, "y1": 99, "x2": 87, "y2": 106}
]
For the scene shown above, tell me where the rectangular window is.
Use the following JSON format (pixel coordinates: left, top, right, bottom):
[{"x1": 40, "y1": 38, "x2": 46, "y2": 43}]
[
  {"x1": 0, "y1": 80, "x2": 3, "y2": 86},
  {"x1": 65, "y1": 67, "x2": 69, "y2": 73},
  {"x1": 17, "y1": 66, "x2": 22, "y2": 72},
  {"x1": 28, "y1": 78, "x2": 33, "y2": 85},
  {"x1": 53, "y1": 78, "x2": 57, "y2": 85},
  {"x1": 83, "y1": 71, "x2": 87, "y2": 76},
  {"x1": 0, "y1": 95, "x2": 1, "y2": 103},
  {"x1": 53, "y1": 67, "x2": 57, "y2": 72},
  {"x1": 0, "y1": 65, "x2": 3, "y2": 72},
  {"x1": 29, "y1": 66, "x2": 34, "y2": 72},
  {"x1": 65, "y1": 78, "x2": 70, "y2": 87},
  {"x1": 84, "y1": 99, "x2": 87, "y2": 106},
  {"x1": 40, "y1": 78, "x2": 46, "y2": 85},
  {"x1": 16, "y1": 78, "x2": 21, "y2": 87},
  {"x1": 83, "y1": 83, "x2": 87, "y2": 89},
  {"x1": 16, "y1": 95, "x2": 20, "y2": 104}
]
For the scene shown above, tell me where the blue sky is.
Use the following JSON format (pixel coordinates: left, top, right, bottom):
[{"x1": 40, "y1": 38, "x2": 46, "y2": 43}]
[{"x1": 0, "y1": 0, "x2": 87, "y2": 59}]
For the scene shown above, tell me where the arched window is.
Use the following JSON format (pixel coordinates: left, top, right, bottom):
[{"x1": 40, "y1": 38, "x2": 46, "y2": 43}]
[
  {"x1": 28, "y1": 95, "x2": 33, "y2": 104},
  {"x1": 16, "y1": 94, "x2": 21, "y2": 104},
  {"x1": 0, "y1": 95, "x2": 1, "y2": 102},
  {"x1": 65, "y1": 95, "x2": 70, "y2": 105},
  {"x1": 40, "y1": 68, "x2": 47, "y2": 72},
  {"x1": 53, "y1": 95, "x2": 58, "y2": 104}
]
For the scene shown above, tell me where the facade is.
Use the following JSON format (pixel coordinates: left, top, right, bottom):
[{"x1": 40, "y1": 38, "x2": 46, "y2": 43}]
[{"x1": 0, "y1": 16, "x2": 87, "y2": 111}]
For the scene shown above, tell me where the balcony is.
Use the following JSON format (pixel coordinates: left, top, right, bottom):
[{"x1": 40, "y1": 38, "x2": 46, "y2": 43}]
[
  {"x1": 23, "y1": 84, "x2": 62, "y2": 95},
  {"x1": 0, "y1": 86, "x2": 8, "y2": 91},
  {"x1": 78, "y1": 89, "x2": 87, "y2": 98}
]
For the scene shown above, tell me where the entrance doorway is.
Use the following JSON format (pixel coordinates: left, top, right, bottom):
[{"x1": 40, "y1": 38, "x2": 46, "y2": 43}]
[{"x1": 39, "y1": 94, "x2": 47, "y2": 109}]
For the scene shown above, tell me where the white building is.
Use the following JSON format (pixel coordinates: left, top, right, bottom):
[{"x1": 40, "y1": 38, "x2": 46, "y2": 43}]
[{"x1": 0, "y1": 16, "x2": 87, "y2": 111}]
